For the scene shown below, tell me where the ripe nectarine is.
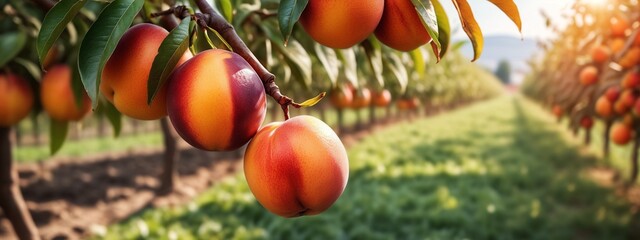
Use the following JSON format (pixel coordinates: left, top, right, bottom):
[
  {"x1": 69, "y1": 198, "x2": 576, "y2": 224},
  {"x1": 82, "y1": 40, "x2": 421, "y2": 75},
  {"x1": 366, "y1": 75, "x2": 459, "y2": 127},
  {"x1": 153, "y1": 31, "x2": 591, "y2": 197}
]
[
  {"x1": 622, "y1": 71, "x2": 640, "y2": 89},
  {"x1": 299, "y1": 0, "x2": 384, "y2": 49},
  {"x1": 101, "y1": 23, "x2": 192, "y2": 120},
  {"x1": 580, "y1": 116, "x2": 594, "y2": 129},
  {"x1": 0, "y1": 73, "x2": 33, "y2": 126},
  {"x1": 41, "y1": 65, "x2": 91, "y2": 121},
  {"x1": 167, "y1": 49, "x2": 266, "y2": 151},
  {"x1": 244, "y1": 115, "x2": 349, "y2": 217}
]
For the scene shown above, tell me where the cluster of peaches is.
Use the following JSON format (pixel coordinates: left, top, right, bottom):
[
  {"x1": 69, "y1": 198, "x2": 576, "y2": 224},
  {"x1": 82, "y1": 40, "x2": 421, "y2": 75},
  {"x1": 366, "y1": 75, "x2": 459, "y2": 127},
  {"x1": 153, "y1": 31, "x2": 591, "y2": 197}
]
[
  {"x1": 576, "y1": 16, "x2": 640, "y2": 145},
  {"x1": 301, "y1": 0, "x2": 432, "y2": 51},
  {"x1": 0, "y1": 23, "x2": 350, "y2": 218},
  {"x1": 330, "y1": 85, "x2": 421, "y2": 111}
]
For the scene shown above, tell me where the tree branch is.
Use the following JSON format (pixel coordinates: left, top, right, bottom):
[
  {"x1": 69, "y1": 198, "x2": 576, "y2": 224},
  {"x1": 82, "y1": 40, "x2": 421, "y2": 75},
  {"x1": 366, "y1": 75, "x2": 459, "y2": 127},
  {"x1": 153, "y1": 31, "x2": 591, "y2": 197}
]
[{"x1": 192, "y1": 0, "x2": 297, "y2": 120}]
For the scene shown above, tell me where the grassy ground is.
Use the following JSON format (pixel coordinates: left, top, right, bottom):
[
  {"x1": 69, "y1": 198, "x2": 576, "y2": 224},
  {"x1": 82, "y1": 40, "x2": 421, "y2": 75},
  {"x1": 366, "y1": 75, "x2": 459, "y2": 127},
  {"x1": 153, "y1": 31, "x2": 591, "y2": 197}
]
[{"x1": 96, "y1": 96, "x2": 638, "y2": 239}]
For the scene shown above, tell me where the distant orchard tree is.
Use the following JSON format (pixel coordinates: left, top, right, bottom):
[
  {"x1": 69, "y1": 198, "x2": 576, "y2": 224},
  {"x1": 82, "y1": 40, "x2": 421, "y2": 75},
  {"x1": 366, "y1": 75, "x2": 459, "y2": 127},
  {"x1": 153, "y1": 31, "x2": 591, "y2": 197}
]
[{"x1": 494, "y1": 60, "x2": 512, "y2": 84}]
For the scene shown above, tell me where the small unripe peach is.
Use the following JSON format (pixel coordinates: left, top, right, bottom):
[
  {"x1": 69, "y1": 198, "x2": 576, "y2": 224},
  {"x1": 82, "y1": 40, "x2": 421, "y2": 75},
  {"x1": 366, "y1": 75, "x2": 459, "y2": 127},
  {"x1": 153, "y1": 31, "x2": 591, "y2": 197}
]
[
  {"x1": 167, "y1": 49, "x2": 266, "y2": 151},
  {"x1": 596, "y1": 96, "x2": 614, "y2": 118},
  {"x1": 41, "y1": 65, "x2": 91, "y2": 121},
  {"x1": 329, "y1": 86, "x2": 353, "y2": 109},
  {"x1": 611, "y1": 122, "x2": 632, "y2": 145},
  {"x1": 351, "y1": 88, "x2": 371, "y2": 109},
  {"x1": 244, "y1": 115, "x2": 349, "y2": 217},
  {"x1": 579, "y1": 66, "x2": 598, "y2": 86},
  {"x1": 299, "y1": 0, "x2": 384, "y2": 49},
  {"x1": 0, "y1": 73, "x2": 34, "y2": 126},
  {"x1": 374, "y1": 0, "x2": 432, "y2": 51},
  {"x1": 101, "y1": 23, "x2": 192, "y2": 120},
  {"x1": 372, "y1": 89, "x2": 392, "y2": 107}
]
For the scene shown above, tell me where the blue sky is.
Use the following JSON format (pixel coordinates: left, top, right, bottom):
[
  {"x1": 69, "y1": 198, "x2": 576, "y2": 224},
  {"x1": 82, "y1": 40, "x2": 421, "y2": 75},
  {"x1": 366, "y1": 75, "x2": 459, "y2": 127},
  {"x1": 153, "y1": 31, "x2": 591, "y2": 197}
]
[{"x1": 441, "y1": 0, "x2": 575, "y2": 40}]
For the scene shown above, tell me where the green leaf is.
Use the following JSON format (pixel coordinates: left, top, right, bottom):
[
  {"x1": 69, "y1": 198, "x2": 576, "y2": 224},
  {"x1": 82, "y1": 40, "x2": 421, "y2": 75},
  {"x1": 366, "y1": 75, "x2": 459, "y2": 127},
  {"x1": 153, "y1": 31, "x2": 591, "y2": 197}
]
[
  {"x1": 148, "y1": 17, "x2": 191, "y2": 104},
  {"x1": 313, "y1": 43, "x2": 339, "y2": 86},
  {"x1": 385, "y1": 53, "x2": 408, "y2": 93},
  {"x1": 431, "y1": 0, "x2": 450, "y2": 58},
  {"x1": 78, "y1": 0, "x2": 144, "y2": 108},
  {"x1": 487, "y1": 0, "x2": 522, "y2": 32},
  {"x1": 192, "y1": 24, "x2": 213, "y2": 54},
  {"x1": 261, "y1": 24, "x2": 312, "y2": 88},
  {"x1": 103, "y1": 100, "x2": 122, "y2": 137},
  {"x1": 298, "y1": 92, "x2": 326, "y2": 107},
  {"x1": 71, "y1": 62, "x2": 86, "y2": 109},
  {"x1": 216, "y1": 0, "x2": 234, "y2": 23},
  {"x1": 411, "y1": 0, "x2": 440, "y2": 57},
  {"x1": 278, "y1": 0, "x2": 309, "y2": 46},
  {"x1": 0, "y1": 31, "x2": 27, "y2": 68},
  {"x1": 451, "y1": 0, "x2": 483, "y2": 61},
  {"x1": 49, "y1": 118, "x2": 69, "y2": 155},
  {"x1": 363, "y1": 41, "x2": 384, "y2": 87},
  {"x1": 37, "y1": 0, "x2": 87, "y2": 69},
  {"x1": 411, "y1": 47, "x2": 426, "y2": 77},
  {"x1": 14, "y1": 58, "x2": 41, "y2": 81},
  {"x1": 337, "y1": 48, "x2": 358, "y2": 88}
]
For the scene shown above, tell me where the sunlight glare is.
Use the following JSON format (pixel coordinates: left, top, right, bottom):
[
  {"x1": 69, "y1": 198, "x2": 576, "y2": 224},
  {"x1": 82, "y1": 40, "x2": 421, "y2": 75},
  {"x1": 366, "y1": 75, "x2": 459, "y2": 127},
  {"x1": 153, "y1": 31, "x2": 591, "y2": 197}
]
[{"x1": 582, "y1": 0, "x2": 608, "y2": 6}]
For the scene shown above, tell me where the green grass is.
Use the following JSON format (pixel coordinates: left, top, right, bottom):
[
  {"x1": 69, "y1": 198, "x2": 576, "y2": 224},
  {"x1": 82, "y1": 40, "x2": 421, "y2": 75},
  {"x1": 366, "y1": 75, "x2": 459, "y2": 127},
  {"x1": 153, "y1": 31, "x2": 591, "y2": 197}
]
[
  {"x1": 14, "y1": 132, "x2": 163, "y2": 163},
  {"x1": 97, "y1": 96, "x2": 637, "y2": 239}
]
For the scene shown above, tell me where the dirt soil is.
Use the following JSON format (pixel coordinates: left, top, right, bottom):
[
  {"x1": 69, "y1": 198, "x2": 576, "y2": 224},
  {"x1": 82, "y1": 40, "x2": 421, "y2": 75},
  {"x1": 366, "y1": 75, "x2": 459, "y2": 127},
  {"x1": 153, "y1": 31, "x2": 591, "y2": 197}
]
[{"x1": 0, "y1": 120, "x2": 385, "y2": 240}]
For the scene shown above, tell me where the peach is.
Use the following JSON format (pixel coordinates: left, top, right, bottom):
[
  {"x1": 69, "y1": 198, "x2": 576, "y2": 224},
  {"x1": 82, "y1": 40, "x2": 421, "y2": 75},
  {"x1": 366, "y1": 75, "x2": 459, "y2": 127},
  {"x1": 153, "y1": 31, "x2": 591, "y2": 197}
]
[
  {"x1": 101, "y1": 23, "x2": 192, "y2": 120},
  {"x1": 580, "y1": 116, "x2": 594, "y2": 129},
  {"x1": 552, "y1": 105, "x2": 563, "y2": 118},
  {"x1": 398, "y1": 97, "x2": 420, "y2": 110},
  {"x1": 244, "y1": 115, "x2": 349, "y2": 217},
  {"x1": 0, "y1": 73, "x2": 33, "y2": 126},
  {"x1": 618, "y1": 47, "x2": 640, "y2": 69},
  {"x1": 622, "y1": 71, "x2": 640, "y2": 89},
  {"x1": 41, "y1": 65, "x2": 91, "y2": 121},
  {"x1": 579, "y1": 66, "x2": 598, "y2": 86},
  {"x1": 351, "y1": 88, "x2": 372, "y2": 109},
  {"x1": 372, "y1": 89, "x2": 392, "y2": 107},
  {"x1": 611, "y1": 17, "x2": 629, "y2": 37},
  {"x1": 374, "y1": 0, "x2": 432, "y2": 51},
  {"x1": 299, "y1": 0, "x2": 384, "y2": 49},
  {"x1": 329, "y1": 86, "x2": 353, "y2": 109},
  {"x1": 611, "y1": 122, "x2": 632, "y2": 145},
  {"x1": 611, "y1": 38, "x2": 626, "y2": 54},
  {"x1": 596, "y1": 96, "x2": 614, "y2": 118},
  {"x1": 590, "y1": 45, "x2": 610, "y2": 64},
  {"x1": 605, "y1": 86, "x2": 621, "y2": 102},
  {"x1": 167, "y1": 49, "x2": 266, "y2": 151}
]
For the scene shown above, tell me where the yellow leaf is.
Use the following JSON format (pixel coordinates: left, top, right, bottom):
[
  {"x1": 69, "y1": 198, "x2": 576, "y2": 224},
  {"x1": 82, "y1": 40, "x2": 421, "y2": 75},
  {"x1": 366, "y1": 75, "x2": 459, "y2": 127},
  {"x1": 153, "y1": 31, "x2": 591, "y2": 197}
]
[
  {"x1": 487, "y1": 0, "x2": 522, "y2": 32},
  {"x1": 298, "y1": 92, "x2": 326, "y2": 107},
  {"x1": 451, "y1": 0, "x2": 483, "y2": 61}
]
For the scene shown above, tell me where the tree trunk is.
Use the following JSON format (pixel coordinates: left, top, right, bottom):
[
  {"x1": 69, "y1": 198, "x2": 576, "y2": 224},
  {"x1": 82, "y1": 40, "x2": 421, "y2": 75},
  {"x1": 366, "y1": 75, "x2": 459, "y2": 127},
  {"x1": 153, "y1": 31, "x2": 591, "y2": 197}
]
[
  {"x1": 158, "y1": 118, "x2": 179, "y2": 195},
  {"x1": 31, "y1": 117, "x2": 40, "y2": 146},
  {"x1": 98, "y1": 116, "x2": 106, "y2": 137},
  {"x1": 0, "y1": 127, "x2": 40, "y2": 239},
  {"x1": 604, "y1": 120, "x2": 612, "y2": 159},
  {"x1": 584, "y1": 129, "x2": 591, "y2": 146},
  {"x1": 629, "y1": 136, "x2": 640, "y2": 187},
  {"x1": 369, "y1": 105, "x2": 376, "y2": 126}
]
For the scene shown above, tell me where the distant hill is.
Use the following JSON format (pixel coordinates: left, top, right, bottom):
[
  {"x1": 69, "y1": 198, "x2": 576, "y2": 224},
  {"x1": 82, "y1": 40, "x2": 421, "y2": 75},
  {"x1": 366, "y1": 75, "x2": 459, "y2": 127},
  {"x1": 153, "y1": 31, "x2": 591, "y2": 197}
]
[{"x1": 457, "y1": 35, "x2": 539, "y2": 84}]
